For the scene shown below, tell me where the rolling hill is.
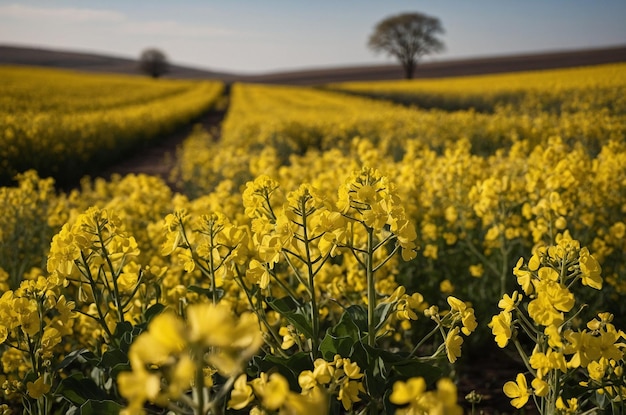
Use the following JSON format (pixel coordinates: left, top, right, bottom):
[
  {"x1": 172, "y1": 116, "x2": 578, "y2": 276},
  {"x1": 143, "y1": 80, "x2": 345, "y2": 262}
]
[{"x1": 1, "y1": 43, "x2": 626, "y2": 85}]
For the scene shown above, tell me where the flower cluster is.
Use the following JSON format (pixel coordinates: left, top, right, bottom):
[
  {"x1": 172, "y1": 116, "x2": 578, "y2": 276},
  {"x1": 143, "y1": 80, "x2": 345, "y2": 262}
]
[
  {"x1": 298, "y1": 356, "x2": 366, "y2": 411},
  {"x1": 0, "y1": 272, "x2": 75, "y2": 404},
  {"x1": 228, "y1": 372, "x2": 327, "y2": 415},
  {"x1": 118, "y1": 302, "x2": 263, "y2": 415},
  {"x1": 390, "y1": 377, "x2": 463, "y2": 415},
  {"x1": 490, "y1": 233, "x2": 626, "y2": 412}
]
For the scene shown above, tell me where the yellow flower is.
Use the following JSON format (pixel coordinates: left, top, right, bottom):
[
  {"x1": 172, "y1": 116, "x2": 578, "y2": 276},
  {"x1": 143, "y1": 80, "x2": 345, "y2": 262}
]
[
  {"x1": 395, "y1": 218, "x2": 418, "y2": 261},
  {"x1": 556, "y1": 396, "x2": 578, "y2": 414},
  {"x1": 27, "y1": 375, "x2": 51, "y2": 399},
  {"x1": 342, "y1": 359, "x2": 364, "y2": 380},
  {"x1": 503, "y1": 373, "x2": 530, "y2": 409},
  {"x1": 579, "y1": 247, "x2": 602, "y2": 289},
  {"x1": 513, "y1": 257, "x2": 533, "y2": 295},
  {"x1": 118, "y1": 366, "x2": 161, "y2": 410},
  {"x1": 529, "y1": 350, "x2": 567, "y2": 379},
  {"x1": 255, "y1": 373, "x2": 289, "y2": 410},
  {"x1": 338, "y1": 380, "x2": 365, "y2": 410},
  {"x1": 46, "y1": 224, "x2": 80, "y2": 276},
  {"x1": 279, "y1": 325, "x2": 298, "y2": 349},
  {"x1": 528, "y1": 280, "x2": 574, "y2": 326},
  {"x1": 167, "y1": 354, "x2": 195, "y2": 398},
  {"x1": 531, "y1": 377, "x2": 549, "y2": 397},
  {"x1": 247, "y1": 259, "x2": 271, "y2": 289},
  {"x1": 40, "y1": 327, "x2": 62, "y2": 359},
  {"x1": 587, "y1": 360, "x2": 607, "y2": 382},
  {"x1": 469, "y1": 264, "x2": 484, "y2": 278},
  {"x1": 544, "y1": 324, "x2": 564, "y2": 348},
  {"x1": 435, "y1": 378, "x2": 463, "y2": 415},
  {"x1": 298, "y1": 370, "x2": 318, "y2": 392},
  {"x1": 14, "y1": 297, "x2": 40, "y2": 336},
  {"x1": 283, "y1": 387, "x2": 327, "y2": 415},
  {"x1": 258, "y1": 235, "x2": 282, "y2": 267},
  {"x1": 445, "y1": 327, "x2": 463, "y2": 363},
  {"x1": 498, "y1": 291, "x2": 520, "y2": 312},
  {"x1": 187, "y1": 303, "x2": 263, "y2": 360},
  {"x1": 563, "y1": 330, "x2": 595, "y2": 368},
  {"x1": 117, "y1": 262, "x2": 141, "y2": 293},
  {"x1": 228, "y1": 374, "x2": 254, "y2": 410},
  {"x1": 177, "y1": 249, "x2": 195, "y2": 272},
  {"x1": 446, "y1": 296, "x2": 466, "y2": 312},
  {"x1": 439, "y1": 279, "x2": 453, "y2": 294},
  {"x1": 489, "y1": 310, "x2": 513, "y2": 348},
  {"x1": 129, "y1": 312, "x2": 185, "y2": 367},
  {"x1": 389, "y1": 377, "x2": 427, "y2": 406},
  {"x1": 537, "y1": 267, "x2": 559, "y2": 282},
  {"x1": 0, "y1": 324, "x2": 7, "y2": 344},
  {"x1": 424, "y1": 244, "x2": 439, "y2": 260},
  {"x1": 312, "y1": 358, "x2": 335, "y2": 384}
]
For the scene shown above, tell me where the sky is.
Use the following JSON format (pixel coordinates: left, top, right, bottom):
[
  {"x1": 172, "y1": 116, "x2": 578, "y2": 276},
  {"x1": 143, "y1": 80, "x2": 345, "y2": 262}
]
[{"x1": 0, "y1": 1, "x2": 625, "y2": 74}]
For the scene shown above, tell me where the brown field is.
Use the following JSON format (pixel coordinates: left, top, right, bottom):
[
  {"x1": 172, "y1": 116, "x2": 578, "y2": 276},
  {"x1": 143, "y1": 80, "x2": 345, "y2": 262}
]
[{"x1": 1, "y1": 43, "x2": 626, "y2": 85}]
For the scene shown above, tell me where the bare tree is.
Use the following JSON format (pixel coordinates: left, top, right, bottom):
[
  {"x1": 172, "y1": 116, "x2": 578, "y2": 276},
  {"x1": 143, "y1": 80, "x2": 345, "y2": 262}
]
[
  {"x1": 368, "y1": 12, "x2": 445, "y2": 79},
  {"x1": 138, "y1": 48, "x2": 169, "y2": 78}
]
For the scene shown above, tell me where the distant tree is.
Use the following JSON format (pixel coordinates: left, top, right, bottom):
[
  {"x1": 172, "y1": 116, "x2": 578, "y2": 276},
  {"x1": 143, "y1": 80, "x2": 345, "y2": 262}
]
[
  {"x1": 368, "y1": 12, "x2": 445, "y2": 79},
  {"x1": 139, "y1": 48, "x2": 169, "y2": 78}
]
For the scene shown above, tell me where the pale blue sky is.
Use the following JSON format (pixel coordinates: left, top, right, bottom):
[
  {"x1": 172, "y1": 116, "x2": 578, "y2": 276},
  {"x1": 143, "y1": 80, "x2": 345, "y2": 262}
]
[{"x1": 1, "y1": 1, "x2": 625, "y2": 74}]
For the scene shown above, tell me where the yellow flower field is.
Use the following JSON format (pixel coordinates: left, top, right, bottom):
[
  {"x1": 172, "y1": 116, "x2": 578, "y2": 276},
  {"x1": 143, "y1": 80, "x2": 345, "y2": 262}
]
[
  {"x1": 0, "y1": 65, "x2": 224, "y2": 185},
  {"x1": 329, "y1": 63, "x2": 626, "y2": 114},
  {"x1": 1, "y1": 63, "x2": 625, "y2": 414}
]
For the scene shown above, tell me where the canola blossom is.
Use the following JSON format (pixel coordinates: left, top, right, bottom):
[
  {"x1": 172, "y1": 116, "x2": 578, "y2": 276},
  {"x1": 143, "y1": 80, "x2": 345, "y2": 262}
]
[{"x1": 1, "y1": 62, "x2": 625, "y2": 414}]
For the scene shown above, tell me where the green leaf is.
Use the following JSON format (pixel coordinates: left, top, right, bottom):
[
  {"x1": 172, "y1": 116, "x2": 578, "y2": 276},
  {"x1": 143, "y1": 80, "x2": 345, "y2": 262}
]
[
  {"x1": 111, "y1": 321, "x2": 135, "y2": 353},
  {"x1": 188, "y1": 285, "x2": 225, "y2": 302},
  {"x1": 319, "y1": 330, "x2": 353, "y2": 360},
  {"x1": 55, "y1": 349, "x2": 98, "y2": 371},
  {"x1": 348, "y1": 340, "x2": 370, "y2": 371},
  {"x1": 342, "y1": 305, "x2": 368, "y2": 334},
  {"x1": 251, "y1": 352, "x2": 312, "y2": 391},
  {"x1": 382, "y1": 388, "x2": 397, "y2": 415},
  {"x1": 593, "y1": 389, "x2": 609, "y2": 409},
  {"x1": 113, "y1": 321, "x2": 133, "y2": 338},
  {"x1": 374, "y1": 302, "x2": 396, "y2": 331},
  {"x1": 390, "y1": 359, "x2": 442, "y2": 385},
  {"x1": 333, "y1": 318, "x2": 362, "y2": 342},
  {"x1": 58, "y1": 374, "x2": 108, "y2": 406},
  {"x1": 144, "y1": 302, "x2": 166, "y2": 322},
  {"x1": 100, "y1": 348, "x2": 130, "y2": 378},
  {"x1": 267, "y1": 297, "x2": 314, "y2": 339},
  {"x1": 79, "y1": 399, "x2": 123, "y2": 415}
]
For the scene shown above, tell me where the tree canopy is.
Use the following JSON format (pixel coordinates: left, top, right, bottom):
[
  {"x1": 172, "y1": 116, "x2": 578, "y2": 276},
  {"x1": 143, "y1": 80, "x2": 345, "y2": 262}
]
[
  {"x1": 138, "y1": 48, "x2": 169, "y2": 78},
  {"x1": 368, "y1": 12, "x2": 445, "y2": 79}
]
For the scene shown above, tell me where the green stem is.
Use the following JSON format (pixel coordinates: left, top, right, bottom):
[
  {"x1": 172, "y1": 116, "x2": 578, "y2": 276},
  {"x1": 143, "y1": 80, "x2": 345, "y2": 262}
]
[
  {"x1": 208, "y1": 238, "x2": 217, "y2": 305},
  {"x1": 194, "y1": 347, "x2": 206, "y2": 415},
  {"x1": 373, "y1": 241, "x2": 400, "y2": 273},
  {"x1": 499, "y1": 243, "x2": 510, "y2": 297},
  {"x1": 462, "y1": 236, "x2": 501, "y2": 278},
  {"x1": 366, "y1": 227, "x2": 376, "y2": 348},
  {"x1": 512, "y1": 339, "x2": 535, "y2": 376},
  {"x1": 300, "y1": 199, "x2": 319, "y2": 357},
  {"x1": 234, "y1": 271, "x2": 288, "y2": 357},
  {"x1": 205, "y1": 374, "x2": 237, "y2": 415},
  {"x1": 96, "y1": 224, "x2": 125, "y2": 324},
  {"x1": 80, "y1": 262, "x2": 114, "y2": 339},
  {"x1": 408, "y1": 324, "x2": 441, "y2": 358}
]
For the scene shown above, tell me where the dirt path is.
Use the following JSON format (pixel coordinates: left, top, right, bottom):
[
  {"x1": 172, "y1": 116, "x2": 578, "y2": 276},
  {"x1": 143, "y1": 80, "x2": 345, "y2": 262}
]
[{"x1": 97, "y1": 107, "x2": 226, "y2": 189}]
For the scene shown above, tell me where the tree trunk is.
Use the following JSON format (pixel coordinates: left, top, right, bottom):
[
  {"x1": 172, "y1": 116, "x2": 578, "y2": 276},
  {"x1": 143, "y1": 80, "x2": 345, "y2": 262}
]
[{"x1": 403, "y1": 59, "x2": 415, "y2": 79}]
